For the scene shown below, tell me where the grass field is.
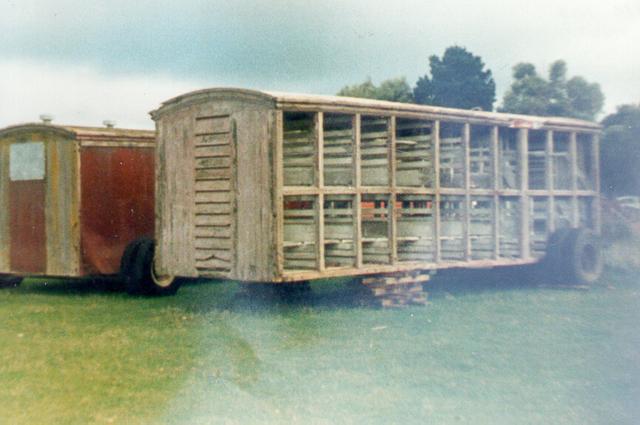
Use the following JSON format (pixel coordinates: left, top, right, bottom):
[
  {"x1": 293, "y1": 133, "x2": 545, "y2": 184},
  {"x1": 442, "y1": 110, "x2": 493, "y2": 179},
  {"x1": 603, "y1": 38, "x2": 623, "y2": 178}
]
[{"x1": 1, "y1": 254, "x2": 639, "y2": 424}]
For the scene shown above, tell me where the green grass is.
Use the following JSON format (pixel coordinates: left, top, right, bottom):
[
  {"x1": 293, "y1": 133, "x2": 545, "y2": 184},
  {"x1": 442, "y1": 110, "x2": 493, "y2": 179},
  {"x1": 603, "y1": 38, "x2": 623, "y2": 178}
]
[{"x1": 1, "y1": 263, "x2": 639, "y2": 424}]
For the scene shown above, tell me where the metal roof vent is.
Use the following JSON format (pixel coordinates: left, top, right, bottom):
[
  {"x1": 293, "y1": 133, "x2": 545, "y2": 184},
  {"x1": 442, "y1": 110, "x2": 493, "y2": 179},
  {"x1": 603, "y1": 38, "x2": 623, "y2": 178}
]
[
  {"x1": 103, "y1": 120, "x2": 116, "y2": 129},
  {"x1": 39, "y1": 114, "x2": 53, "y2": 124}
]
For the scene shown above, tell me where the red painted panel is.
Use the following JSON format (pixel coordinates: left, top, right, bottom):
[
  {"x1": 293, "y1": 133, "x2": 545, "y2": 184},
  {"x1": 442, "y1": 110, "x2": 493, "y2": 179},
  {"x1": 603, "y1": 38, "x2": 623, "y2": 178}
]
[
  {"x1": 10, "y1": 180, "x2": 46, "y2": 273},
  {"x1": 80, "y1": 147, "x2": 155, "y2": 275}
]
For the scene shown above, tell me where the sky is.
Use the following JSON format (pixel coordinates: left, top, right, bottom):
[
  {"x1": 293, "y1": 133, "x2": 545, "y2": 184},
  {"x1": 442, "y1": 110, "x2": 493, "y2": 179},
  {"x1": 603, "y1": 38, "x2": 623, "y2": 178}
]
[{"x1": 0, "y1": 0, "x2": 638, "y2": 129}]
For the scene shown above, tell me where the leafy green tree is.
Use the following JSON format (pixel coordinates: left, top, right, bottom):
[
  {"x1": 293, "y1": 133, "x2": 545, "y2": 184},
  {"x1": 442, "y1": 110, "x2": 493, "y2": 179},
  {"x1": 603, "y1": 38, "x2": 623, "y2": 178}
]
[
  {"x1": 501, "y1": 60, "x2": 604, "y2": 120},
  {"x1": 337, "y1": 77, "x2": 413, "y2": 103},
  {"x1": 413, "y1": 46, "x2": 496, "y2": 111},
  {"x1": 600, "y1": 103, "x2": 640, "y2": 196}
]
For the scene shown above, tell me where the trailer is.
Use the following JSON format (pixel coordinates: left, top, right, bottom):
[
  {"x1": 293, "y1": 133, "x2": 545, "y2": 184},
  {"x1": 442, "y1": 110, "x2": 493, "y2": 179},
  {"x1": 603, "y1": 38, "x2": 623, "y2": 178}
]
[
  {"x1": 136, "y1": 88, "x2": 602, "y2": 304},
  {"x1": 0, "y1": 121, "x2": 155, "y2": 287}
]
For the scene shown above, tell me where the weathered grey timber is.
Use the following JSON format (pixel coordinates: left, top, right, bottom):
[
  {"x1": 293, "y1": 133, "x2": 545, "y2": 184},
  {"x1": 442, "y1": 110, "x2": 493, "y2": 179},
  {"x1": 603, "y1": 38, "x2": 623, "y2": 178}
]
[{"x1": 151, "y1": 88, "x2": 601, "y2": 284}]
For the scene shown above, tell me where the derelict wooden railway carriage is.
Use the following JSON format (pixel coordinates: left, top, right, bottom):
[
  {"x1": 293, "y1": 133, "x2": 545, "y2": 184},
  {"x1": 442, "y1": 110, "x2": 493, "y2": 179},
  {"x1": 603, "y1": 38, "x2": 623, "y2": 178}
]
[
  {"x1": 147, "y1": 88, "x2": 602, "y2": 302},
  {"x1": 0, "y1": 122, "x2": 155, "y2": 287}
]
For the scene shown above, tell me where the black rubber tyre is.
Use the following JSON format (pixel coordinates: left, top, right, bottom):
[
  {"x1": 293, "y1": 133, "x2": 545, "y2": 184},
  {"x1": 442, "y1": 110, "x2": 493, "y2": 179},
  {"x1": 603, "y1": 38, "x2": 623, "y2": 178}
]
[
  {"x1": 542, "y1": 227, "x2": 603, "y2": 285},
  {"x1": 562, "y1": 228, "x2": 603, "y2": 285},
  {"x1": 119, "y1": 239, "x2": 140, "y2": 283},
  {"x1": 0, "y1": 275, "x2": 23, "y2": 288},
  {"x1": 124, "y1": 238, "x2": 181, "y2": 296},
  {"x1": 541, "y1": 227, "x2": 573, "y2": 278}
]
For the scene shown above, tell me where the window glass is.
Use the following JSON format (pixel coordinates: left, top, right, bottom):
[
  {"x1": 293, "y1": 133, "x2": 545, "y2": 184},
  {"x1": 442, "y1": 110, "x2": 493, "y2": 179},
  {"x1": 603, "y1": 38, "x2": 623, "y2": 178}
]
[{"x1": 10, "y1": 142, "x2": 45, "y2": 181}]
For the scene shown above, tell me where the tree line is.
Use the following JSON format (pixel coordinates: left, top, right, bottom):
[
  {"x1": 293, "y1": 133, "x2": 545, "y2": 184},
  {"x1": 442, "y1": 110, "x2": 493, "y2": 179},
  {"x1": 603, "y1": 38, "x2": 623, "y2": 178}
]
[{"x1": 337, "y1": 46, "x2": 639, "y2": 197}]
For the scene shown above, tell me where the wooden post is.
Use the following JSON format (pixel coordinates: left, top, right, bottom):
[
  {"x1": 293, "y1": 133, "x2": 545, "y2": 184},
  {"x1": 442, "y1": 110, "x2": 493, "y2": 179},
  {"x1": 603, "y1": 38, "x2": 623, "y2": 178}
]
[
  {"x1": 492, "y1": 126, "x2": 499, "y2": 259},
  {"x1": 546, "y1": 130, "x2": 555, "y2": 233},
  {"x1": 463, "y1": 123, "x2": 471, "y2": 261},
  {"x1": 274, "y1": 111, "x2": 284, "y2": 278},
  {"x1": 519, "y1": 128, "x2": 530, "y2": 259},
  {"x1": 389, "y1": 116, "x2": 397, "y2": 264},
  {"x1": 315, "y1": 112, "x2": 325, "y2": 271},
  {"x1": 433, "y1": 120, "x2": 441, "y2": 263},
  {"x1": 569, "y1": 132, "x2": 579, "y2": 226},
  {"x1": 354, "y1": 114, "x2": 363, "y2": 268},
  {"x1": 592, "y1": 134, "x2": 602, "y2": 234}
]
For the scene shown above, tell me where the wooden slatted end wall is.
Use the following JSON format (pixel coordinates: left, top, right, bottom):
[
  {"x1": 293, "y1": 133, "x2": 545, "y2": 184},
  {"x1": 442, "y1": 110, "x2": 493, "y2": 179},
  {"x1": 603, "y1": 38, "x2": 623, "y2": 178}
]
[{"x1": 193, "y1": 115, "x2": 235, "y2": 276}]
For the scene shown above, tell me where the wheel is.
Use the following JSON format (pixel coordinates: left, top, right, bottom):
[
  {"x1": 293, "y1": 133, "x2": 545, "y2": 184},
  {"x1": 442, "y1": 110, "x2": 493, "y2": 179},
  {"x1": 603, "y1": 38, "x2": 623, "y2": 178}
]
[
  {"x1": 542, "y1": 227, "x2": 603, "y2": 285},
  {"x1": 0, "y1": 274, "x2": 23, "y2": 288},
  {"x1": 121, "y1": 238, "x2": 182, "y2": 296},
  {"x1": 562, "y1": 228, "x2": 603, "y2": 285}
]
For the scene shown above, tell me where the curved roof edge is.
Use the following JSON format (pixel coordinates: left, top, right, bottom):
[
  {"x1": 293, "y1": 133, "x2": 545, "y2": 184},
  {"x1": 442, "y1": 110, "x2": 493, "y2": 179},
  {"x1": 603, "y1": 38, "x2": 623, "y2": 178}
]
[
  {"x1": 151, "y1": 87, "x2": 601, "y2": 131},
  {"x1": 0, "y1": 123, "x2": 155, "y2": 141},
  {"x1": 150, "y1": 87, "x2": 277, "y2": 119},
  {"x1": 0, "y1": 123, "x2": 76, "y2": 139}
]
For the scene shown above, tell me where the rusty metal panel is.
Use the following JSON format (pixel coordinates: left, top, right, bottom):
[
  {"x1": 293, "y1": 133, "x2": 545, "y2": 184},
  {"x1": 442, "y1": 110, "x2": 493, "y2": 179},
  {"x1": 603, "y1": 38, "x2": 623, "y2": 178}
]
[
  {"x1": 80, "y1": 147, "x2": 155, "y2": 275},
  {"x1": 10, "y1": 180, "x2": 46, "y2": 273},
  {"x1": 46, "y1": 140, "x2": 81, "y2": 276},
  {"x1": 0, "y1": 143, "x2": 10, "y2": 272}
]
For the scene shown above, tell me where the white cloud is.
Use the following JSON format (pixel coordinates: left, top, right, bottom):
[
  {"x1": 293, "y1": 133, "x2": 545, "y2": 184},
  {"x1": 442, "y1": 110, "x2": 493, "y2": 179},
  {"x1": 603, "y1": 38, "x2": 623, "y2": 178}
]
[{"x1": 0, "y1": 60, "x2": 202, "y2": 129}]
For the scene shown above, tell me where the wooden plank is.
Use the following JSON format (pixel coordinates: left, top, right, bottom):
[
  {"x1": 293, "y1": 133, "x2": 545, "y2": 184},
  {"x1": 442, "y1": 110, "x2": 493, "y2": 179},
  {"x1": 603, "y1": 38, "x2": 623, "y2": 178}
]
[
  {"x1": 80, "y1": 141, "x2": 155, "y2": 148},
  {"x1": 195, "y1": 191, "x2": 231, "y2": 203},
  {"x1": 195, "y1": 156, "x2": 232, "y2": 169},
  {"x1": 195, "y1": 202, "x2": 232, "y2": 215},
  {"x1": 195, "y1": 144, "x2": 231, "y2": 158},
  {"x1": 195, "y1": 115, "x2": 231, "y2": 135},
  {"x1": 194, "y1": 226, "x2": 232, "y2": 238},
  {"x1": 46, "y1": 138, "x2": 81, "y2": 276},
  {"x1": 194, "y1": 237, "x2": 232, "y2": 250},
  {"x1": 316, "y1": 113, "x2": 325, "y2": 271},
  {"x1": 389, "y1": 116, "x2": 398, "y2": 264},
  {"x1": 195, "y1": 168, "x2": 232, "y2": 181},
  {"x1": 195, "y1": 214, "x2": 232, "y2": 226},
  {"x1": 195, "y1": 180, "x2": 231, "y2": 192},
  {"x1": 592, "y1": 134, "x2": 602, "y2": 234},
  {"x1": 195, "y1": 248, "x2": 233, "y2": 262},
  {"x1": 433, "y1": 120, "x2": 441, "y2": 263},
  {"x1": 275, "y1": 111, "x2": 285, "y2": 277},
  {"x1": 491, "y1": 126, "x2": 499, "y2": 259},
  {"x1": 195, "y1": 133, "x2": 230, "y2": 146},
  {"x1": 154, "y1": 114, "x2": 196, "y2": 277},
  {"x1": 0, "y1": 142, "x2": 9, "y2": 271},
  {"x1": 463, "y1": 123, "x2": 471, "y2": 261},
  {"x1": 354, "y1": 114, "x2": 363, "y2": 268},
  {"x1": 546, "y1": 130, "x2": 556, "y2": 233},
  {"x1": 519, "y1": 128, "x2": 530, "y2": 259},
  {"x1": 569, "y1": 132, "x2": 579, "y2": 226},
  {"x1": 196, "y1": 257, "x2": 231, "y2": 270}
]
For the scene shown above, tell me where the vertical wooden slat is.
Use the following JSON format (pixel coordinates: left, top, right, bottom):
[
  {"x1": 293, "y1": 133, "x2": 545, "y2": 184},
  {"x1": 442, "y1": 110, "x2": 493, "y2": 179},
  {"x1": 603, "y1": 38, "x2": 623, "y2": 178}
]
[
  {"x1": 389, "y1": 116, "x2": 397, "y2": 264},
  {"x1": 46, "y1": 138, "x2": 81, "y2": 276},
  {"x1": 274, "y1": 110, "x2": 285, "y2": 278},
  {"x1": 230, "y1": 119, "x2": 238, "y2": 276},
  {"x1": 491, "y1": 126, "x2": 499, "y2": 259},
  {"x1": 519, "y1": 128, "x2": 530, "y2": 259},
  {"x1": 316, "y1": 112, "x2": 325, "y2": 271},
  {"x1": 433, "y1": 120, "x2": 441, "y2": 263},
  {"x1": 546, "y1": 130, "x2": 555, "y2": 233},
  {"x1": 354, "y1": 114, "x2": 363, "y2": 268},
  {"x1": 463, "y1": 123, "x2": 471, "y2": 261},
  {"x1": 155, "y1": 115, "x2": 197, "y2": 277},
  {"x1": 569, "y1": 132, "x2": 579, "y2": 226},
  {"x1": 592, "y1": 134, "x2": 602, "y2": 234},
  {"x1": 0, "y1": 142, "x2": 9, "y2": 271}
]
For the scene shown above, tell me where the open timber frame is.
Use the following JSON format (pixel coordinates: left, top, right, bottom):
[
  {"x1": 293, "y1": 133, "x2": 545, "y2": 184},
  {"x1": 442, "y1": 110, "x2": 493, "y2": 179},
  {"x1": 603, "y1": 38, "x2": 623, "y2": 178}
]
[{"x1": 150, "y1": 88, "x2": 601, "y2": 290}]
